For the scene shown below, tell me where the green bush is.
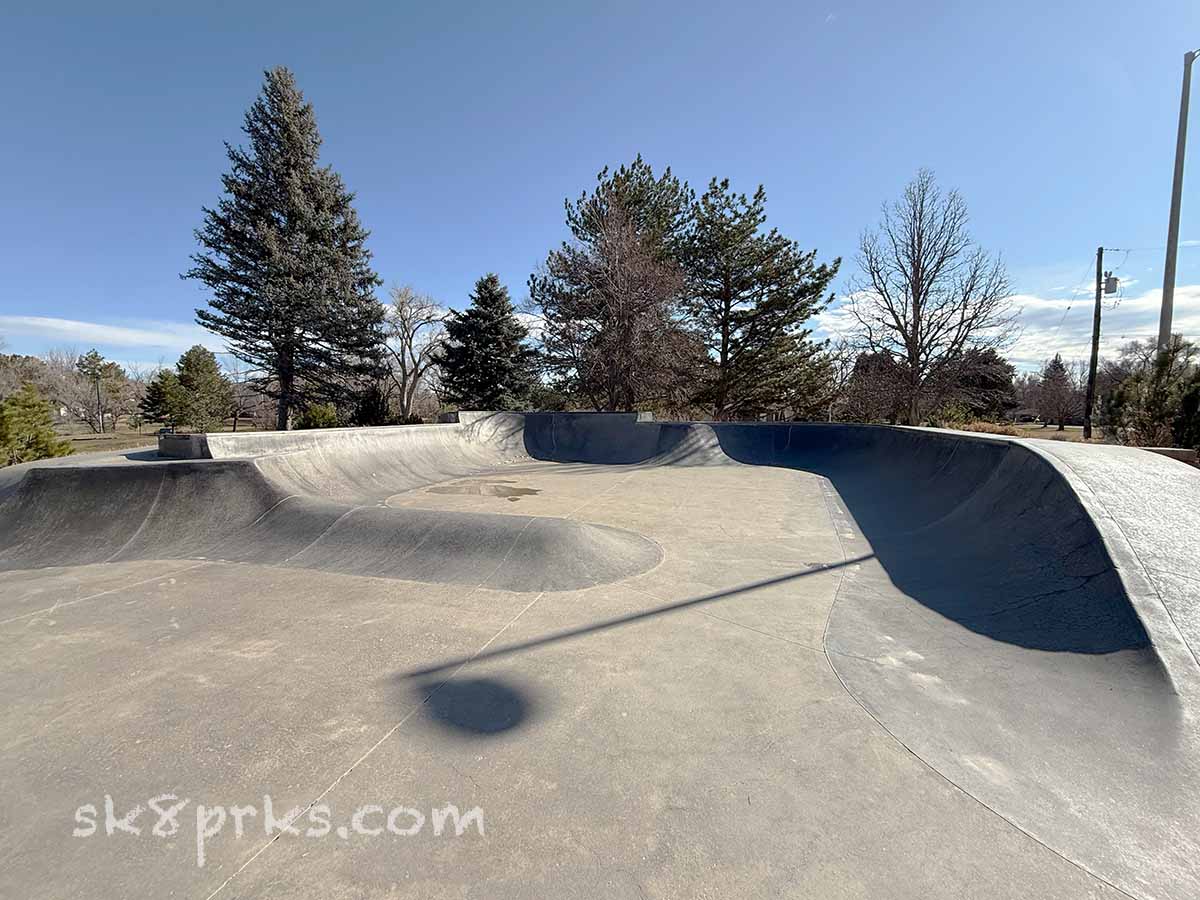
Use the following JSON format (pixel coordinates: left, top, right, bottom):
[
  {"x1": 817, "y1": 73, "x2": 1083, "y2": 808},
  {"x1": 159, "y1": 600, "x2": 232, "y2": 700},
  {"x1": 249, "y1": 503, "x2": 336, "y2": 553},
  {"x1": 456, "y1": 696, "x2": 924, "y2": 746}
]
[
  {"x1": 293, "y1": 403, "x2": 341, "y2": 430},
  {"x1": 927, "y1": 401, "x2": 970, "y2": 428},
  {"x1": 1174, "y1": 372, "x2": 1200, "y2": 449},
  {"x1": 1, "y1": 383, "x2": 73, "y2": 466},
  {"x1": 1103, "y1": 339, "x2": 1199, "y2": 448}
]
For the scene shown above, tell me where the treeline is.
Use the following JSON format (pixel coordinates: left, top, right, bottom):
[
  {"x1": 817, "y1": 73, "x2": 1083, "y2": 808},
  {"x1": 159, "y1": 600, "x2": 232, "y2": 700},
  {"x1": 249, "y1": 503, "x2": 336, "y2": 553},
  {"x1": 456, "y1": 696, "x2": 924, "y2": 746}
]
[
  {"x1": 0, "y1": 349, "x2": 143, "y2": 465},
  {"x1": 0, "y1": 345, "x2": 272, "y2": 437},
  {"x1": 172, "y1": 66, "x2": 1200, "y2": 449},
  {"x1": 183, "y1": 68, "x2": 838, "y2": 427},
  {"x1": 178, "y1": 70, "x2": 1045, "y2": 432},
  {"x1": 5, "y1": 65, "x2": 1197, "y2": 464},
  {"x1": 0, "y1": 350, "x2": 145, "y2": 435}
]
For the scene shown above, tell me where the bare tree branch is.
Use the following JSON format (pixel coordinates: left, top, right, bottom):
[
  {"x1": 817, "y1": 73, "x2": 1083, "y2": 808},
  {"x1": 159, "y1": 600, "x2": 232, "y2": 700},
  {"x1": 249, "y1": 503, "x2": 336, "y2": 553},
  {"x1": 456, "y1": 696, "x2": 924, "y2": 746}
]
[{"x1": 383, "y1": 285, "x2": 446, "y2": 420}]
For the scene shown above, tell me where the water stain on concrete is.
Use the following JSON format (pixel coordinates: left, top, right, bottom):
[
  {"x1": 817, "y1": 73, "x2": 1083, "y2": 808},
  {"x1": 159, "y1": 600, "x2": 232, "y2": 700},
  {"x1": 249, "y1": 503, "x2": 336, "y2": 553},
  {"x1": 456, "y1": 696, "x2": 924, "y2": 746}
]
[{"x1": 426, "y1": 479, "x2": 541, "y2": 502}]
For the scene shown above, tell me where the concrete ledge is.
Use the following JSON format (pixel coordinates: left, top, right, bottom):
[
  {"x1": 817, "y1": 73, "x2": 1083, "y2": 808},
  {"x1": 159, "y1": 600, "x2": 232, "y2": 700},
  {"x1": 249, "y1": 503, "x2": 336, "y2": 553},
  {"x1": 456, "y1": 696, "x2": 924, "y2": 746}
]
[
  {"x1": 157, "y1": 433, "x2": 211, "y2": 459},
  {"x1": 451, "y1": 410, "x2": 656, "y2": 425}
]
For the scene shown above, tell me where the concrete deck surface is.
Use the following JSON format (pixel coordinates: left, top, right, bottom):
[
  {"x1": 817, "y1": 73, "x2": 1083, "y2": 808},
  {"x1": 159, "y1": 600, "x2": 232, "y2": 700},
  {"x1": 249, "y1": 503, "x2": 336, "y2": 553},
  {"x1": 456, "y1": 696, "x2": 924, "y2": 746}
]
[{"x1": 1, "y1": 414, "x2": 1197, "y2": 899}]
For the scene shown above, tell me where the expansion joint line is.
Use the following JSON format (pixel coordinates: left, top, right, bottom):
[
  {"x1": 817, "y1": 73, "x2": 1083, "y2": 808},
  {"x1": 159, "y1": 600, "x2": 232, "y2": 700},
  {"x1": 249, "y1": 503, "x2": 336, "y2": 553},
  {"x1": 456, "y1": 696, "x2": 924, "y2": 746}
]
[
  {"x1": 563, "y1": 466, "x2": 642, "y2": 521},
  {"x1": 202, "y1": 560, "x2": 549, "y2": 899},
  {"x1": 0, "y1": 561, "x2": 210, "y2": 626}
]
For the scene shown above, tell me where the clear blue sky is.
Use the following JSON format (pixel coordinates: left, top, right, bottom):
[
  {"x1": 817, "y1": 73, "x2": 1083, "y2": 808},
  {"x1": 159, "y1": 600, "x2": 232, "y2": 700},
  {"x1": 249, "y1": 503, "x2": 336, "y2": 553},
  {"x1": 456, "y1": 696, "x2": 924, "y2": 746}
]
[{"x1": 2, "y1": 0, "x2": 1199, "y2": 370}]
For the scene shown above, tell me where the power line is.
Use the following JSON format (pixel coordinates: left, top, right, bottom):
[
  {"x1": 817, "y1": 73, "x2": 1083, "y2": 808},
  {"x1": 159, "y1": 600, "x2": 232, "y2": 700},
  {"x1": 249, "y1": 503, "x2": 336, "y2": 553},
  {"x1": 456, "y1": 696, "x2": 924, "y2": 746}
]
[
  {"x1": 1097, "y1": 242, "x2": 1200, "y2": 253},
  {"x1": 1047, "y1": 256, "x2": 1097, "y2": 344}
]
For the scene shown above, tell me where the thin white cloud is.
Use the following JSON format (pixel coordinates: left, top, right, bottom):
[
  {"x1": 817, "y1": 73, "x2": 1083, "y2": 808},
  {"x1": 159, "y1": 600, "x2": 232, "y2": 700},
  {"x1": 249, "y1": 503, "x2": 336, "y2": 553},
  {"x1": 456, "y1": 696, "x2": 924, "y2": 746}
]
[
  {"x1": 1007, "y1": 283, "x2": 1200, "y2": 369},
  {"x1": 0, "y1": 315, "x2": 223, "y2": 354},
  {"x1": 812, "y1": 302, "x2": 857, "y2": 340}
]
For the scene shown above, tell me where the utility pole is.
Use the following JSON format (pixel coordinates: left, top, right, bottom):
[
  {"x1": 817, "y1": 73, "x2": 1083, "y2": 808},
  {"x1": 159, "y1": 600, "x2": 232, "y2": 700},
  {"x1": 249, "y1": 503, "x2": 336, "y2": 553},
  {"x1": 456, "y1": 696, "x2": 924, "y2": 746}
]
[
  {"x1": 1083, "y1": 247, "x2": 1104, "y2": 440},
  {"x1": 1157, "y1": 48, "x2": 1198, "y2": 355}
]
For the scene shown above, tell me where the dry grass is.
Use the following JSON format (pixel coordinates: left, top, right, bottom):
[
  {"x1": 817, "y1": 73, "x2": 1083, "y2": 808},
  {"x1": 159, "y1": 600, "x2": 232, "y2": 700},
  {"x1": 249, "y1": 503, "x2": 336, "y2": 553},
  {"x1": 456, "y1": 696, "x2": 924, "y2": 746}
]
[
  {"x1": 953, "y1": 421, "x2": 1021, "y2": 437},
  {"x1": 1009, "y1": 424, "x2": 1106, "y2": 444},
  {"x1": 55, "y1": 424, "x2": 156, "y2": 455},
  {"x1": 54, "y1": 419, "x2": 266, "y2": 456},
  {"x1": 949, "y1": 421, "x2": 1114, "y2": 443}
]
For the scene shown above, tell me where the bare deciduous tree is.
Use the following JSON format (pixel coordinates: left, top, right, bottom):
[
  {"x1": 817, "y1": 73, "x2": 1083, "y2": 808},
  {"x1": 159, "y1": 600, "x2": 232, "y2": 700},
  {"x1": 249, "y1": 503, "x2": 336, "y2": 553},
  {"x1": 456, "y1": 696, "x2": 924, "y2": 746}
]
[
  {"x1": 42, "y1": 348, "x2": 136, "y2": 433},
  {"x1": 0, "y1": 349, "x2": 52, "y2": 401},
  {"x1": 223, "y1": 358, "x2": 274, "y2": 431},
  {"x1": 815, "y1": 337, "x2": 857, "y2": 422},
  {"x1": 848, "y1": 169, "x2": 1015, "y2": 425},
  {"x1": 122, "y1": 363, "x2": 152, "y2": 431},
  {"x1": 40, "y1": 348, "x2": 89, "y2": 426},
  {"x1": 383, "y1": 285, "x2": 445, "y2": 421}
]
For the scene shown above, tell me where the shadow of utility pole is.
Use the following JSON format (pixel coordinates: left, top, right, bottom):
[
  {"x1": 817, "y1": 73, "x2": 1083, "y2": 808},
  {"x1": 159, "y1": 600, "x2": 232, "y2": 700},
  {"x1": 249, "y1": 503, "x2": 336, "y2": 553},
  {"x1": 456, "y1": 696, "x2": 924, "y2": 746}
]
[{"x1": 402, "y1": 554, "x2": 874, "y2": 679}]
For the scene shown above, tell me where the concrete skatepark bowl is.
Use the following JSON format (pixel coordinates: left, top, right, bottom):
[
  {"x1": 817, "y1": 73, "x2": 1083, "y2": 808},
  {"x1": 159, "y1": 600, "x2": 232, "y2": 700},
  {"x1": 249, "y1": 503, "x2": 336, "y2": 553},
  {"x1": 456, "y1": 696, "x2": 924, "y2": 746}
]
[{"x1": 1, "y1": 411, "x2": 1198, "y2": 899}]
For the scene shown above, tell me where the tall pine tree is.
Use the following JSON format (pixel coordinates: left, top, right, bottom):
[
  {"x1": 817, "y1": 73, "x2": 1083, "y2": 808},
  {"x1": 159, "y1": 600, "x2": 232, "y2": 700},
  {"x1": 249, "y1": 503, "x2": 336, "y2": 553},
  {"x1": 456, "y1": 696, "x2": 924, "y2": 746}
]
[
  {"x1": 186, "y1": 67, "x2": 384, "y2": 430},
  {"x1": 530, "y1": 157, "x2": 699, "y2": 411},
  {"x1": 681, "y1": 178, "x2": 838, "y2": 420},
  {"x1": 437, "y1": 274, "x2": 536, "y2": 410}
]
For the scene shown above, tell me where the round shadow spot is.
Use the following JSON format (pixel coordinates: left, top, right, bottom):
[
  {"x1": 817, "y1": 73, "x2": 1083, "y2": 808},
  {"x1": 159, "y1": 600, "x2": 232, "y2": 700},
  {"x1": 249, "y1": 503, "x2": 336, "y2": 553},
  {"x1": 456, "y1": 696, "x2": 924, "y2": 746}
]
[{"x1": 420, "y1": 677, "x2": 530, "y2": 735}]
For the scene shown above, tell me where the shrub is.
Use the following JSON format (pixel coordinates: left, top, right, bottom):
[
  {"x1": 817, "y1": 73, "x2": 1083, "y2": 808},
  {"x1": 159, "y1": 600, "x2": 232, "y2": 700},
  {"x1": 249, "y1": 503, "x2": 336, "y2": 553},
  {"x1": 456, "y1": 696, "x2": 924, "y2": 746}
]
[
  {"x1": 927, "y1": 401, "x2": 970, "y2": 428},
  {"x1": 1, "y1": 383, "x2": 73, "y2": 466},
  {"x1": 1174, "y1": 373, "x2": 1200, "y2": 449},
  {"x1": 1103, "y1": 337, "x2": 1199, "y2": 447},
  {"x1": 293, "y1": 403, "x2": 341, "y2": 430}
]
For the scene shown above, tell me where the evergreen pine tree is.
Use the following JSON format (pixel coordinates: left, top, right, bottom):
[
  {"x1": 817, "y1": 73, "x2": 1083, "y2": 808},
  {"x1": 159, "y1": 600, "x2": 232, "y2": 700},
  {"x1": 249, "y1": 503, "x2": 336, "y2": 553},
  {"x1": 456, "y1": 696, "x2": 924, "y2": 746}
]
[
  {"x1": 176, "y1": 345, "x2": 233, "y2": 433},
  {"x1": 186, "y1": 67, "x2": 385, "y2": 430},
  {"x1": 681, "y1": 178, "x2": 838, "y2": 420},
  {"x1": 1, "y1": 383, "x2": 72, "y2": 466},
  {"x1": 530, "y1": 157, "x2": 697, "y2": 411},
  {"x1": 563, "y1": 155, "x2": 691, "y2": 256},
  {"x1": 140, "y1": 370, "x2": 185, "y2": 427},
  {"x1": 437, "y1": 274, "x2": 536, "y2": 410}
]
